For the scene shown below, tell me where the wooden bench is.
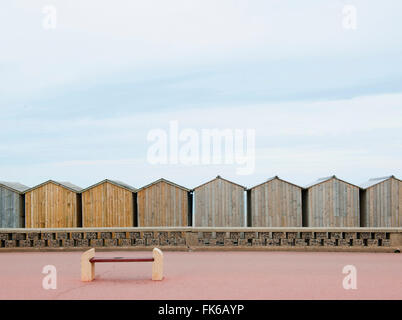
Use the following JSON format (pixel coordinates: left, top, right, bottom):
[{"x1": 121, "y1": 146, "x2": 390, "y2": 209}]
[{"x1": 81, "y1": 248, "x2": 163, "y2": 281}]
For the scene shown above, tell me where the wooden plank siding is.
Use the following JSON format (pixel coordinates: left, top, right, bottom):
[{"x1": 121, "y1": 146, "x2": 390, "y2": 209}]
[
  {"x1": 137, "y1": 179, "x2": 189, "y2": 227},
  {"x1": 304, "y1": 177, "x2": 360, "y2": 227},
  {"x1": 25, "y1": 181, "x2": 81, "y2": 228},
  {"x1": 82, "y1": 181, "x2": 134, "y2": 227},
  {"x1": 361, "y1": 177, "x2": 402, "y2": 227},
  {"x1": 249, "y1": 177, "x2": 302, "y2": 227},
  {"x1": 194, "y1": 176, "x2": 246, "y2": 227},
  {"x1": 0, "y1": 187, "x2": 25, "y2": 228}
]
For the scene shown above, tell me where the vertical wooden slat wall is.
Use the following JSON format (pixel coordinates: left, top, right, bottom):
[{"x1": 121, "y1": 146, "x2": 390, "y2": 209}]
[
  {"x1": 361, "y1": 177, "x2": 401, "y2": 227},
  {"x1": 0, "y1": 187, "x2": 24, "y2": 228},
  {"x1": 82, "y1": 181, "x2": 134, "y2": 227},
  {"x1": 305, "y1": 178, "x2": 360, "y2": 227},
  {"x1": 194, "y1": 177, "x2": 245, "y2": 227},
  {"x1": 137, "y1": 180, "x2": 189, "y2": 227},
  {"x1": 249, "y1": 178, "x2": 302, "y2": 227},
  {"x1": 25, "y1": 182, "x2": 80, "y2": 228},
  {"x1": 3, "y1": 176, "x2": 402, "y2": 229},
  {"x1": 137, "y1": 181, "x2": 189, "y2": 227}
]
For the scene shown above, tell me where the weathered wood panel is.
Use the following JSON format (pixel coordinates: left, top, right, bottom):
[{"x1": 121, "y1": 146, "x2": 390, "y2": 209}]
[
  {"x1": 25, "y1": 182, "x2": 80, "y2": 228},
  {"x1": 194, "y1": 177, "x2": 245, "y2": 227},
  {"x1": 82, "y1": 181, "x2": 134, "y2": 227},
  {"x1": 361, "y1": 177, "x2": 401, "y2": 227},
  {"x1": 0, "y1": 187, "x2": 24, "y2": 228},
  {"x1": 305, "y1": 178, "x2": 360, "y2": 227},
  {"x1": 137, "y1": 180, "x2": 189, "y2": 227},
  {"x1": 249, "y1": 178, "x2": 302, "y2": 227}
]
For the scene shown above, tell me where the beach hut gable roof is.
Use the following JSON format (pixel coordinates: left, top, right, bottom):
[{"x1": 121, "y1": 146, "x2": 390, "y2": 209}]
[
  {"x1": 360, "y1": 175, "x2": 400, "y2": 189},
  {"x1": 25, "y1": 180, "x2": 82, "y2": 193},
  {"x1": 81, "y1": 179, "x2": 137, "y2": 193},
  {"x1": 193, "y1": 175, "x2": 246, "y2": 191},
  {"x1": 0, "y1": 181, "x2": 30, "y2": 194},
  {"x1": 138, "y1": 178, "x2": 190, "y2": 192},
  {"x1": 304, "y1": 175, "x2": 359, "y2": 189},
  {"x1": 248, "y1": 176, "x2": 303, "y2": 190}
]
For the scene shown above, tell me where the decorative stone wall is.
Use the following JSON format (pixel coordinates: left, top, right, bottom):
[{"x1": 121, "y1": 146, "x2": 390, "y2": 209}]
[
  {"x1": 0, "y1": 228, "x2": 400, "y2": 250},
  {"x1": 0, "y1": 229, "x2": 187, "y2": 249},
  {"x1": 194, "y1": 230, "x2": 392, "y2": 248}
]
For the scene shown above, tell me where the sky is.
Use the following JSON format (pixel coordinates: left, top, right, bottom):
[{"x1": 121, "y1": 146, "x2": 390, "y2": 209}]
[{"x1": 1, "y1": 0, "x2": 402, "y2": 189}]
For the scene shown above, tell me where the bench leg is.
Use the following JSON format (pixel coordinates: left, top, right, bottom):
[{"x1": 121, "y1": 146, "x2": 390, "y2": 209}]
[
  {"x1": 81, "y1": 248, "x2": 95, "y2": 281},
  {"x1": 152, "y1": 248, "x2": 163, "y2": 281}
]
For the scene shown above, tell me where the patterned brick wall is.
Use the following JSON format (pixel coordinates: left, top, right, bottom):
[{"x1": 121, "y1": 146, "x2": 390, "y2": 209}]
[
  {"x1": 0, "y1": 229, "x2": 398, "y2": 250},
  {"x1": 0, "y1": 230, "x2": 187, "y2": 249},
  {"x1": 195, "y1": 231, "x2": 392, "y2": 248}
]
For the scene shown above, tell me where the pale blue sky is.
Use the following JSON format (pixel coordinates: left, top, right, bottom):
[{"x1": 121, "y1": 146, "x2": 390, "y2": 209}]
[{"x1": 1, "y1": 1, "x2": 402, "y2": 189}]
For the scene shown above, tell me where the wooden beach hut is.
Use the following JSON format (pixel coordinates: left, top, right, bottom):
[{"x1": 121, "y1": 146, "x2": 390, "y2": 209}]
[
  {"x1": 0, "y1": 182, "x2": 29, "y2": 228},
  {"x1": 137, "y1": 178, "x2": 191, "y2": 227},
  {"x1": 81, "y1": 179, "x2": 136, "y2": 228},
  {"x1": 360, "y1": 175, "x2": 402, "y2": 227},
  {"x1": 193, "y1": 175, "x2": 246, "y2": 227},
  {"x1": 303, "y1": 175, "x2": 360, "y2": 227},
  {"x1": 25, "y1": 180, "x2": 82, "y2": 228},
  {"x1": 248, "y1": 176, "x2": 302, "y2": 227}
]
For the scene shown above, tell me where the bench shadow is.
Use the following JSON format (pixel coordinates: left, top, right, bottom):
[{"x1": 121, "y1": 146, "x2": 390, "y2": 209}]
[{"x1": 93, "y1": 273, "x2": 162, "y2": 284}]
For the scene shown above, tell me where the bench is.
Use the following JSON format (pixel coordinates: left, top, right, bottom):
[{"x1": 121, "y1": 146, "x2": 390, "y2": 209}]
[{"x1": 81, "y1": 247, "x2": 163, "y2": 281}]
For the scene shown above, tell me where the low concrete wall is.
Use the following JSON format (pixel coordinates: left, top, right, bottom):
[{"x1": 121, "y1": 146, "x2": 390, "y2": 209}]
[{"x1": 0, "y1": 227, "x2": 401, "y2": 252}]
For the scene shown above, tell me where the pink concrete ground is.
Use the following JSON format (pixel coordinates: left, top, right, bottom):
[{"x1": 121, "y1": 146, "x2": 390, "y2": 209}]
[{"x1": 0, "y1": 251, "x2": 401, "y2": 299}]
